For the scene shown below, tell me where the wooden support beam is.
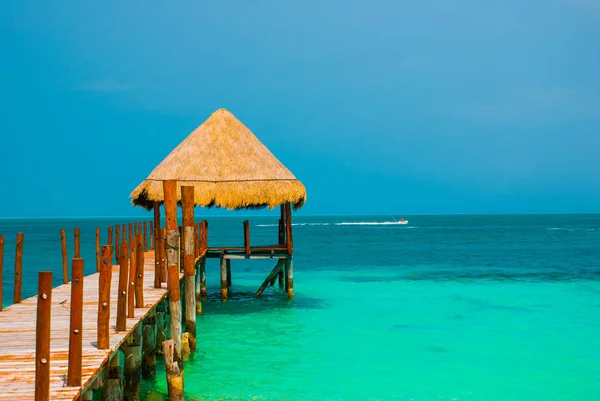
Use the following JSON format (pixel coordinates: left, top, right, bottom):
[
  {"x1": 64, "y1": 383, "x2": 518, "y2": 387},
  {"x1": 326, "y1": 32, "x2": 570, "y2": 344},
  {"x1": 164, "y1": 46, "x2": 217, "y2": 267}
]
[
  {"x1": 128, "y1": 223, "x2": 133, "y2": 254},
  {"x1": 162, "y1": 339, "x2": 183, "y2": 401},
  {"x1": 244, "y1": 220, "x2": 251, "y2": 255},
  {"x1": 60, "y1": 228, "x2": 69, "y2": 284},
  {"x1": 135, "y1": 233, "x2": 144, "y2": 308},
  {"x1": 103, "y1": 354, "x2": 122, "y2": 401},
  {"x1": 181, "y1": 186, "x2": 196, "y2": 354},
  {"x1": 158, "y1": 228, "x2": 167, "y2": 284},
  {"x1": 67, "y1": 258, "x2": 84, "y2": 387},
  {"x1": 14, "y1": 232, "x2": 24, "y2": 303},
  {"x1": 226, "y1": 259, "x2": 232, "y2": 288},
  {"x1": 35, "y1": 271, "x2": 52, "y2": 401},
  {"x1": 156, "y1": 300, "x2": 167, "y2": 356},
  {"x1": 195, "y1": 263, "x2": 202, "y2": 314},
  {"x1": 164, "y1": 180, "x2": 183, "y2": 368},
  {"x1": 285, "y1": 203, "x2": 293, "y2": 255},
  {"x1": 285, "y1": 256, "x2": 294, "y2": 299},
  {"x1": 0, "y1": 235, "x2": 3, "y2": 311},
  {"x1": 220, "y1": 255, "x2": 228, "y2": 301},
  {"x1": 200, "y1": 257, "x2": 206, "y2": 300},
  {"x1": 116, "y1": 241, "x2": 128, "y2": 332},
  {"x1": 278, "y1": 267, "x2": 284, "y2": 288},
  {"x1": 142, "y1": 311, "x2": 157, "y2": 378},
  {"x1": 279, "y1": 204, "x2": 285, "y2": 245},
  {"x1": 127, "y1": 237, "x2": 137, "y2": 319},
  {"x1": 150, "y1": 221, "x2": 154, "y2": 250},
  {"x1": 95, "y1": 228, "x2": 101, "y2": 273},
  {"x1": 143, "y1": 222, "x2": 148, "y2": 252},
  {"x1": 97, "y1": 245, "x2": 112, "y2": 349},
  {"x1": 107, "y1": 227, "x2": 113, "y2": 264},
  {"x1": 114, "y1": 225, "x2": 120, "y2": 262},
  {"x1": 124, "y1": 324, "x2": 142, "y2": 400},
  {"x1": 74, "y1": 227, "x2": 81, "y2": 259},
  {"x1": 255, "y1": 260, "x2": 284, "y2": 296}
]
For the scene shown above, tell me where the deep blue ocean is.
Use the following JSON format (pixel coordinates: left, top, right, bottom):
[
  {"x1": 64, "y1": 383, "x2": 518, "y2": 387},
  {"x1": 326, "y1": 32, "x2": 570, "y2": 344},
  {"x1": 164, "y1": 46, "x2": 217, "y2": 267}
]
[{"x1": 1, "y1": 214, "x2": 599, "y2": 400}]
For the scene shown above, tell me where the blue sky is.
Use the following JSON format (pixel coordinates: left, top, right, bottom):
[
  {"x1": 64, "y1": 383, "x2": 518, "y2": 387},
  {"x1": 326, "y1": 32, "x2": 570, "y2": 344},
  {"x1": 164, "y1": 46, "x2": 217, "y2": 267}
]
[{"x1": 1, "y1": 1, "x2": 599, "y2": 217}]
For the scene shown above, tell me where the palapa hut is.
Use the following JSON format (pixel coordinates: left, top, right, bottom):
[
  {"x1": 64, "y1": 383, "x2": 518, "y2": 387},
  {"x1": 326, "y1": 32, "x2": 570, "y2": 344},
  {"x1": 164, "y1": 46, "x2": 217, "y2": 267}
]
[{"x1": 130, "y1": 108, "x2": 305, "y2": 299}]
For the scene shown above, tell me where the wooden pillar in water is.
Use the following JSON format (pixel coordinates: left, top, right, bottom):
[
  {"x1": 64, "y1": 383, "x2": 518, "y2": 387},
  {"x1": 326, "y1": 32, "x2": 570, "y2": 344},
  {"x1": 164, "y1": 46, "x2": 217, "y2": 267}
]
[
  {"x1": 158, "y1": 228, "x2": 167, "y2": 284},
  {"x1": 114, "y1": 225, "x2": 120, "y2": 262},
  {"x1": 60, "y1": 228, "x2": 69, "y2": 284},
  {"x1": 220, "y1": 255, "x2": 228, "y2": 301},
  {"x1": 156, "y1": 299, "x2": 167, "y2": 356},
  {"x1": 14, "y1": 232, "x2": 24, "y2": 304},
  {"x1": 200, "y1": 221, "x2": 207, "y2": 299},
  {"x1": 163, "y1": 180, "x2": 184, "y2": 395},
  {"x1": 124, "y1": 324, "x2": 142, "y2": 400},
  {"x1": 102, "y1": 353, "x2": 122, "y2": 401},
  {"x1": 142, "y1": 311, "x2": 157, "y2": 378},
  {"x1": 181, "y1": 186, "x2": 196, "y2": 353},
  {"x1": 35, "y1": 271, "x2": 52, "y2": 401},
  {"x1": 285, "y1": 203, "x2": 294, "y2": 298}
]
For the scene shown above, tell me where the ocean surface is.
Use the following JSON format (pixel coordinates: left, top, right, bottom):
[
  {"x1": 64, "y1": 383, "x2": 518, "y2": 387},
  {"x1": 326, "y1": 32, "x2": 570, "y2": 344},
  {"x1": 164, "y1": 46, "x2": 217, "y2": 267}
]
[{"x1": 1, "y1": 214, "x2": 599, "y2": 400}]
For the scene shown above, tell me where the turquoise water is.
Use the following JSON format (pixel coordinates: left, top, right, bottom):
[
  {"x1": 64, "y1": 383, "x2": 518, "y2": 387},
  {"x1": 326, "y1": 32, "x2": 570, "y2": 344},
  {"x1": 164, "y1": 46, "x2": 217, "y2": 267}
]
[{"x1": 1, "y1": 214, "x2": 599, "y2": 400}]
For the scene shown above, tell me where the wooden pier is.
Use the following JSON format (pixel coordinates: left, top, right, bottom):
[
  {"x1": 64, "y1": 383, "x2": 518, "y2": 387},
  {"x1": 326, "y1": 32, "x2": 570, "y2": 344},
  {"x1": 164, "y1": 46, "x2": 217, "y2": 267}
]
[{"x1": 0, "y1": 251, "x2": 174, "y2": 401}]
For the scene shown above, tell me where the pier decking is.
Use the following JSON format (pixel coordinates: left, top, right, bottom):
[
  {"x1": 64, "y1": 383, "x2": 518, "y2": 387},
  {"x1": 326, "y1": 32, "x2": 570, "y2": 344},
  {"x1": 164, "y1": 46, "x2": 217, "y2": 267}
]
[{"x1": 0, "y1": 252, "x2": 170, "y2": 401}]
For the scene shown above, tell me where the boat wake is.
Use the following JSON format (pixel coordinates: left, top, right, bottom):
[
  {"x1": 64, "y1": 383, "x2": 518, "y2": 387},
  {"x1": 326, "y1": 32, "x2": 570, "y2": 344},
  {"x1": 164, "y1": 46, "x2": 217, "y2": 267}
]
[{"x1": 256, "y1": 222, "x2": 416, "y2": 227}]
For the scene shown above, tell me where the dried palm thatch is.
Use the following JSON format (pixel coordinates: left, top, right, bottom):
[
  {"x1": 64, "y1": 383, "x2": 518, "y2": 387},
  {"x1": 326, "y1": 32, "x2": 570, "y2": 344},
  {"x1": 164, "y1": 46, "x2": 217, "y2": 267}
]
[{"x1": 130, "y1": 108, "x2": 306, "y2": 210}]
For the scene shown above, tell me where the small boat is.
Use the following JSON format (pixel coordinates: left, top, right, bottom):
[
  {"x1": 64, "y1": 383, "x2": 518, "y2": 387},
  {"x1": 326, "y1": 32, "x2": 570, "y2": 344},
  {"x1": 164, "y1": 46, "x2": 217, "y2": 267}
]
[{"x1": 396, "y1": 217, "x2": 408, "y2": 225}]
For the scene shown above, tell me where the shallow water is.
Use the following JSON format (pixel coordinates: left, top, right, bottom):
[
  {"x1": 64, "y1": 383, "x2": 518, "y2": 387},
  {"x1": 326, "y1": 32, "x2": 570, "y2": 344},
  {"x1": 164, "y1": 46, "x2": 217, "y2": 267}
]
[{"x1": 1, "y1": 214, "x2": 599, "y2": 400}]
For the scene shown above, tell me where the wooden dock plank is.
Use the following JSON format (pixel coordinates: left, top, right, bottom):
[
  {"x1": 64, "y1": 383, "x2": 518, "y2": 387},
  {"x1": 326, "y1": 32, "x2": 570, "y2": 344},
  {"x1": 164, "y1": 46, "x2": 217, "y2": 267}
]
[{"x1": 0, "y1": 251, "x2": 174, "y2": 401}]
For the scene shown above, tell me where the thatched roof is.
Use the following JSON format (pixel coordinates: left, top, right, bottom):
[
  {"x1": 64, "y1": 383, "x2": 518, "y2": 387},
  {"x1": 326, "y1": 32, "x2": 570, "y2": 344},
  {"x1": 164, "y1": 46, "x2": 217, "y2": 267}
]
[{"x1": 130, "y1": 108, "x2": 306, "y2": 210}]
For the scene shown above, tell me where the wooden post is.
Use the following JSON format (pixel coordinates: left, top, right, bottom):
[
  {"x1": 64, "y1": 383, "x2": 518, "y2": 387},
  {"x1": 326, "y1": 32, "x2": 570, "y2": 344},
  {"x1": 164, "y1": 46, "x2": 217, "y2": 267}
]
[
  {"x1": 103, "y1": 354, "x2": 122, "y2": 401},
  {"x1": 164, "y1": 180, "x2": 183, "y2": 367},
  {"x1": 14, "y1": 232, "x2": 24, "y2": 304},
  {"x1": 114, "y1": 225, "x2": 120, "y2": 262},
  {"x1": 278, "y1": 267, "x2": 284, "y2": 288},
  {"x1": 142, "y1": 311, "x2": 157, "y2": 378},
  {"x1": 60, "y1": 228, "x2": 69, "y2": 284},
  {"x1": 194, "y1": 223, "x2": 199, "y2": 258},
  {"x1": 95, "y1": 228, "x2": 101, "y2": 272},
  {"x1": 143, "y1": 222, "x2": 148, "y2": 252},
  {"x1": 74, "y1": 227, "x2": 81, "y2": 259},
  {"x1": 128, "y1": 223, "x2": 133, "y2": 254},
  {"x1": 243, "y1": 220, "x2": 250, "y2": 255},
  {"x1": 220, "y1": 255, "x2": 228, "y2": 301},
  {"x1": 279, "y1": 204, "x2": 285, "y2": 244},
  {"x1": 158, "y1": 228, "x2": 167, "y2": 284},
  {"x1": 156, "y1": 300, "x2": 167, "y2": 355},
  {"x1": 67, "y1": 258, "x2": 84, "y2": 387},
  {"x1": 226, "y1": 259, "x2": 232, "y2": 288},
  {"x1": 150, "y1": 221, "x2": 154, "y2": 250},
  {"x1": 285, "y1": 256, "x2": 294, "y2": 299},
  {"x1": 98, "y1": 245, "x2": 113, "y2": 349},
  {"x1": 285, "y1": 203, "x2": 293, "y2": 255},
  {"x1": 181, "y1": 186, "x2": 196, "y2": 353},
  {"x1": 128, "y1": 238, "x2": 137, "y2": 319},
  {"x1": 122, "y1": 224, "x2": 126, "y2": 248},
  {"x1": 255, "y1": 260, "x2": 284, "y2": 296},
  {"x1": 195, "y1": 263, "x2": 202, "y2": 314},
  {"x1": 0, "y1": 235, "x2": 3, "y2": 312},
  {"x1": 162, "y1": 340, "x2": 183, "y2": 401},
  {"x1": 107, "y1": 227, "x2": 113, "y2": 264},
  {"x1": 135, "y1": 233, "x2": 144, "y2": 307},
  {"x1": 200, "y1": 257, "x2": 206, "y2": 300},
  {"x1": 35, "y1": 271, "x2": 52, "y2": 401},
  {"x1": 124, "y1": 324, "x2": 142, "y2": 400},
  {"x1": 153, "y1": 201, "x2": 161, "y2": 279},
  {"x1": 116, "y1": 242, "x2": 128, "y2": 332}
]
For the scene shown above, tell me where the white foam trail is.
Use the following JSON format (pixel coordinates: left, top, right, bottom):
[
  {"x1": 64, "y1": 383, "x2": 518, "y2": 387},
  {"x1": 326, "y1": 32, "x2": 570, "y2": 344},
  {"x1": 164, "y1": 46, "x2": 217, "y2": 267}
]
[{"x1": 256, "y1": 222, "x2": 416, "y2": 227}]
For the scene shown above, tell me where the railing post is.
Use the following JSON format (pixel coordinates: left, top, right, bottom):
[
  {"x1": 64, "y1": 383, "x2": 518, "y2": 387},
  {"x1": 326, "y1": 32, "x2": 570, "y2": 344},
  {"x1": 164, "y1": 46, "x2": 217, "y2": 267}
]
[
  {"x1": 14, "y1": 232, "x2": 24, "y2": 303},
  {"x1": 116, "y1": 242, "x2": 129, "y2": 332},
  {"x1": 60, "y1": 228, "x2": 69, "y2": 283},
  {"x1": 67, "y1": 258, "x2": 84, "y2": 387},
  {"x1": 143, "y1": 222, "x2": 148, "y2": 252},
  {"x1": 114, "y1": 225, "x2": 120, "y2": 262},
  {"x1": 243, "y1": 220, "x2": 250, "y2": 255},
  {"x1": 135, "y1": 233, "x2": 144, "y2": 308},
  {"x1": 107, "y1": 227, "x2": 113, "y2": 264},
  {"x1": 97, "y1": 245, "x2": 112, "y2": 349},
  {"x1": 74, "y1": 227, "x2": 81, "y2": 259},
  {"x1": 95, "y1": 228, "x2": 100, "y2": 272},
  {"x1": 35, "y1": 271, "x2": 52, "y2": 401},
  {"x1": 128, "y1": 238, "x2": 137, "y2": 319}
]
